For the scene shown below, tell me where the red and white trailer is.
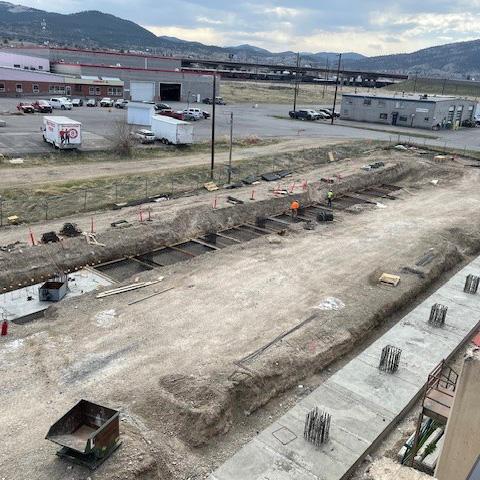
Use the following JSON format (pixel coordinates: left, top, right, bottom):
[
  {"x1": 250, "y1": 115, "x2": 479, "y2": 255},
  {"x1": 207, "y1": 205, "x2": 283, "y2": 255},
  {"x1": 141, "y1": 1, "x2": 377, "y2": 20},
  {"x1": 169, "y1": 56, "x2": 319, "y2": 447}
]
[{"x1": 42, "y1": 116, "x2": 82, "y2": 150}]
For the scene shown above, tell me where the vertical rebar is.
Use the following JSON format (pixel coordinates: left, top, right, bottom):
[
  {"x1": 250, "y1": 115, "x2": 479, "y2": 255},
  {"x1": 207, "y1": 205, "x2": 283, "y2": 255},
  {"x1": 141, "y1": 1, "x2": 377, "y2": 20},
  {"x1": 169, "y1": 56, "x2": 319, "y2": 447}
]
[{"x1": 379, "y1": 345, "x2": 402, "y2": 373}]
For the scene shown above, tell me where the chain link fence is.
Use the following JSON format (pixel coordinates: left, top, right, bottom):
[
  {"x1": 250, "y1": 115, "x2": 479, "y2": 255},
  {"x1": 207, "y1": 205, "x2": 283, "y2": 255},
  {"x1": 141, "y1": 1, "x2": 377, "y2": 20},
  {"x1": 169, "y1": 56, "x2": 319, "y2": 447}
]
[{"x1": 0, "y1": 137, "x2": 474, "y2": 227}]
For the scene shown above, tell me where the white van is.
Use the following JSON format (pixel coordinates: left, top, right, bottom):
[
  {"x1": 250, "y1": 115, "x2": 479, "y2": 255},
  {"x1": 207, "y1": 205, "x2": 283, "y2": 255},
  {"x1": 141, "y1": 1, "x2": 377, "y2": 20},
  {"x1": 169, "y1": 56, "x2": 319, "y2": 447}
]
[
  {"x1": 49, "y1": 97, "x2": 73, "y2": 110},
  {"x1": 182, "y1": 107, "x2": 203, "y2": 120}
]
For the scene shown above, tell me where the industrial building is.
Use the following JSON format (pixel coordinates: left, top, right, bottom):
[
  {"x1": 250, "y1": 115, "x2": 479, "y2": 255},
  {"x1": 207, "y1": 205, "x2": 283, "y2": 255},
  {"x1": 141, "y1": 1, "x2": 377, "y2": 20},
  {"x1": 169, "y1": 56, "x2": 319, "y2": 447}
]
[
  {"x1": 0, "y1": 66, "x2": 124, "y2": 98},
  {"x1": 341, "y1": 93, "x2": 477, "y2": 129},
  {"x1": 0, "y1": 46, "x2": 217, "y2": 102},
  {"x1": 0, "y1": 51, "x2": 50, "y2": 71},
  {"x1": 52, "y1": 63, "x2": 214, "y2": 102}
]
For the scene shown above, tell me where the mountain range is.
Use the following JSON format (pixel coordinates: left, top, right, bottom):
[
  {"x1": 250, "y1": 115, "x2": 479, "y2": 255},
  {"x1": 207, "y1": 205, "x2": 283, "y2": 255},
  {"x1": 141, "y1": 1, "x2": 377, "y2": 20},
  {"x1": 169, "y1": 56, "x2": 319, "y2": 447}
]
[{"x1": 0, "y1": 1, "x2": 479, "y2": 76}]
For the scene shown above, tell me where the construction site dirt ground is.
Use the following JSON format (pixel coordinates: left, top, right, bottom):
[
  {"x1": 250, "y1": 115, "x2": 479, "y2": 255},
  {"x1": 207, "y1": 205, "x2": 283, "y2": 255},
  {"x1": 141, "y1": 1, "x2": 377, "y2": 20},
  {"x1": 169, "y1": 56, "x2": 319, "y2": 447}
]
[{"x1": 2, "y1": 147, "x2": 480, "y2": 480}]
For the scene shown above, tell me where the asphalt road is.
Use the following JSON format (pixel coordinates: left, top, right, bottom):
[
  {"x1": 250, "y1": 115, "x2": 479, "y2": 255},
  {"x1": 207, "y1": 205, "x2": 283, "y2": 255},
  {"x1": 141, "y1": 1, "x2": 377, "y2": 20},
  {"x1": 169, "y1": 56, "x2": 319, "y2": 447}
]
[{"x1": 1, "y1": 97, "x2": 480, "y2": 155}]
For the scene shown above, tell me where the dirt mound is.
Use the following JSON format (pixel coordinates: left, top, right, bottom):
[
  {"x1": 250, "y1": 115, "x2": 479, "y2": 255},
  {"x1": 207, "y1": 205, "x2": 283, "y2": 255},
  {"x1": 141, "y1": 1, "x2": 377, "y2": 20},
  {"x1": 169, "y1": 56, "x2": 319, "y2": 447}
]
[{"x1": 135, "y1": 374, "x2": 233, "y2": 447}]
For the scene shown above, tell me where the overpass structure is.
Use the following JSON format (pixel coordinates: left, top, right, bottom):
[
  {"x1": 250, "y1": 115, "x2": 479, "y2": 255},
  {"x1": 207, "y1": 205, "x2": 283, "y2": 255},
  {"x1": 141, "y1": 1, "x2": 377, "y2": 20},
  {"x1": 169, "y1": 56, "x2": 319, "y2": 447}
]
[{"x1": 181, "y1": 58, "x2": 409, "y2": 86}]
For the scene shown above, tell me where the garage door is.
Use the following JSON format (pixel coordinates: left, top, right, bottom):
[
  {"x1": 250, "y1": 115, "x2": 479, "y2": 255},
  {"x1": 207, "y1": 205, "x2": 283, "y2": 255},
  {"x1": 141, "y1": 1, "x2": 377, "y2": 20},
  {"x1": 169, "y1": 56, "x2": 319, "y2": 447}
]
[
  {"x1": 130, "y1": 81, "x2": 155, "y2": 102},
  {"x1": 160, "y1": 83, "x2": 181, "y2": 101}
]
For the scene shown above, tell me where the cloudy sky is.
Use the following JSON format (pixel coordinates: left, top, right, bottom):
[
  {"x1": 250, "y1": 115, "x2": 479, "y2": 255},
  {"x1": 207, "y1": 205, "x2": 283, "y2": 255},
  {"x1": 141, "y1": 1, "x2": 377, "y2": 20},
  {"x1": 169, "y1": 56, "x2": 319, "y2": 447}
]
[{"x1": 14, "y1": 0, "x2": 480, "y2": 55}]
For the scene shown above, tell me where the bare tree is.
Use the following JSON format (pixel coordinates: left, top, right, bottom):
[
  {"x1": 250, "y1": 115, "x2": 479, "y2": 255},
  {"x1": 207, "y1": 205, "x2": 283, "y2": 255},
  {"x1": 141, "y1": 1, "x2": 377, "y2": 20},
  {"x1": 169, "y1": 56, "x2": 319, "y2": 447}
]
[{"x1": 110, "y1": 120, "x2": 138, "y2": 157}]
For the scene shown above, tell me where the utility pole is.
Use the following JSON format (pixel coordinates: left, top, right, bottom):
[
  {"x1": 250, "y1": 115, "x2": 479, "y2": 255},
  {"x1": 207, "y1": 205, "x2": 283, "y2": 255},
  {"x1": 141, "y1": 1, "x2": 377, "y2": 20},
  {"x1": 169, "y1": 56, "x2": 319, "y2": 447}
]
[
  {"x1": 293, "y1": 52, "x2": 300, "y2": 112},
  {"x1": 413, "y1": 72, "x2": 418, "y2": 93},
  {"x1": 322, "y1": 58, "x2": 329, "y2": 98},
  {"x1": 441, "y1": 77, "x2": 447, "y2": 95},
  {"x1": 331, "y1": 53, "x2": 342, "y2": 125},
  {"x1": 210, "y1": 73, "x2": 217, "y2": 180},
  {"x1": 228, "y1": 111, "x2": 233, "y2": 184}
]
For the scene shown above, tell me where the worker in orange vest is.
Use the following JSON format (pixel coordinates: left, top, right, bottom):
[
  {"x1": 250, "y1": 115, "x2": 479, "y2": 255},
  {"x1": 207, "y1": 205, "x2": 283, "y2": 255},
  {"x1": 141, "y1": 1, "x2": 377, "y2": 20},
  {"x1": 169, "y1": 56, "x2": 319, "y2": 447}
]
[{"x1": 290, "y1": 199, "x2": 300, "y2": 219}]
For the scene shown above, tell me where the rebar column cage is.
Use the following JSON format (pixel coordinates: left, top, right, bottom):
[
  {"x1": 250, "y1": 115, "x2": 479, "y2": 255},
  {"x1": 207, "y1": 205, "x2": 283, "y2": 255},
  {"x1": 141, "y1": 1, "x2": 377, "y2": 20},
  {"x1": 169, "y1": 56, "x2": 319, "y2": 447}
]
[
  {"x1": 379, "y1": 345, "x2": 402, "y2": 373},
  {"x1": 464, "y1": 275, "x2": 480, "y2": 294},
  {"x1": 429, "y1": 303, "x2": 448, "y2": 328},
  {"x1": 304, "y1": 408, "x2": 331, "y2": 446}
]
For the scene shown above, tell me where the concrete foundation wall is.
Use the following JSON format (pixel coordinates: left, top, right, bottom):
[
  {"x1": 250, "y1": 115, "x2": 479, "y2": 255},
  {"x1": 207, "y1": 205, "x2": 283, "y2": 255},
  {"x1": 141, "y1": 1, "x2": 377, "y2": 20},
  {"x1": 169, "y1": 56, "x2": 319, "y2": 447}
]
[
  {"x1": 436, "y1": 351, "x2": 480, "y2": 480},
  {"x1": 0, "y1": 161, "x2": 411, "y2": 293},
  {"x1": 369, "y1": 459, "x2": 435, "y2": 480}
]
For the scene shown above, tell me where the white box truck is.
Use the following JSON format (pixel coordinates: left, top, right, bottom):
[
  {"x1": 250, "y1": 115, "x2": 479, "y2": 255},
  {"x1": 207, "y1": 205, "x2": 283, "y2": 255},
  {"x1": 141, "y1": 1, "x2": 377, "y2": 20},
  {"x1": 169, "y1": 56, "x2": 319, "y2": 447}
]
[
  {"x1": 42, "y1": 116, "x2": 82, "y2": 150},
  {"x1": 151, "y1": 115, "x2": 194, "y2": 145}
]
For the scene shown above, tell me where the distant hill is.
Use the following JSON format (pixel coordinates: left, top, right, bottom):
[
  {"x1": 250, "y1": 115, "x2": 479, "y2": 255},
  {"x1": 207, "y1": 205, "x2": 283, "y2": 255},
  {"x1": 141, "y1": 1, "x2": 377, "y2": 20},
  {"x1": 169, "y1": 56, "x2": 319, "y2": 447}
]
[
  {"x1": 1, "y1": 1, "x2": 480, "y2": 76},
  {"x1": 350, "y1": 39, "x2": 480, "y2": 77}
]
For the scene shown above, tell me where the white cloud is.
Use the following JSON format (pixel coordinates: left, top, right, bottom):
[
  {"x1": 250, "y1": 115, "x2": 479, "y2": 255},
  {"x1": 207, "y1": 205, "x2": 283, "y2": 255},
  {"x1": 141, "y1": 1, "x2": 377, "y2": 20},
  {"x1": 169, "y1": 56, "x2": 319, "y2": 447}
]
[
  {"x1": 196, "y1": 16, "x2": 224, "y2": 25},
  {"x1": 263, "y1": 7, "x2": 300, "y2": 18},
  {"x1": 144, "y1": 25, "x2": 224, "y2": 44}
]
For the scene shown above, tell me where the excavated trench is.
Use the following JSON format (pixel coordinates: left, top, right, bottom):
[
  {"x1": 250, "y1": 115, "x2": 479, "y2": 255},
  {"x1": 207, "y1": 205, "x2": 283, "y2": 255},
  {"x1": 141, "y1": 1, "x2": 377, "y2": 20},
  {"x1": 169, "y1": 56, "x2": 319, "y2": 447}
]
[{"x1": 0, "y1": 160, "x2": 414, "y2": 292}]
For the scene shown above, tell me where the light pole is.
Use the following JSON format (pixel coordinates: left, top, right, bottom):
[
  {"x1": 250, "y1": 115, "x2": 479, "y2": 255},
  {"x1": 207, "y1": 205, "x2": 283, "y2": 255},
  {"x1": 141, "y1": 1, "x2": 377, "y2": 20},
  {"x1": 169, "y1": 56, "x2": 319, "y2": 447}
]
[
  {"x1": 331, "y1": 53, "x2": 342, "y2": 125},
  {"x1": 228, "y1": 111, "x2": 233, "y2": 184},
  {"x1": 210, "y1": 73, "x2": 217, "y2": 180},
  {"x1": 293, "y1": 52, "x2": 300, "y2": 112}
]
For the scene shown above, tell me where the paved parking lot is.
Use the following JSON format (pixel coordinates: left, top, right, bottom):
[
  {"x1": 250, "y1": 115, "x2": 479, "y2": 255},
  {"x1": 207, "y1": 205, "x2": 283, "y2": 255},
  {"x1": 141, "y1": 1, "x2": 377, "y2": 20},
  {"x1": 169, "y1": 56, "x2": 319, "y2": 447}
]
[{"x1": 1, "y1": 97, "x2": 480, "y2": 155}]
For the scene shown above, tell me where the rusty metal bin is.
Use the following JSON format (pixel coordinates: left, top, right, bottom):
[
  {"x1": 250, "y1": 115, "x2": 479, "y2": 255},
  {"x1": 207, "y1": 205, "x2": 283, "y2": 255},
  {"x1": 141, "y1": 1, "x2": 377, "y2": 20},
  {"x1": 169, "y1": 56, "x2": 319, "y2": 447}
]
[{"x1": 46, "y1": 400, "x2": 121, "y2": 470}]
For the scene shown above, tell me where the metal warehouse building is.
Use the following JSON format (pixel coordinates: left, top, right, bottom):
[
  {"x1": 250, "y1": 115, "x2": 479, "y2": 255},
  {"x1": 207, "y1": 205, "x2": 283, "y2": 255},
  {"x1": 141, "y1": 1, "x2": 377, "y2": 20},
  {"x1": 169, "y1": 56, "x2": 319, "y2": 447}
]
[
  {"x1": 341, "y1": 93, "x2": 477, "y2": 130},
  {"x1": 1, "y1": 47, "x2": 217, "y2": 103},
  {"x1": 52, "y1": 63, "x2": 215, "y2": 102}
]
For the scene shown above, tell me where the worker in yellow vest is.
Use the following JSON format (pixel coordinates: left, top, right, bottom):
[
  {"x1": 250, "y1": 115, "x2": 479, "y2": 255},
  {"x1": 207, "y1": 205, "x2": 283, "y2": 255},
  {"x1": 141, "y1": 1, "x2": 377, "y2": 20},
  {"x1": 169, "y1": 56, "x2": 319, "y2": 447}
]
[{"x1": 327, "y1": 190, "x2": 334, "y2": 208}]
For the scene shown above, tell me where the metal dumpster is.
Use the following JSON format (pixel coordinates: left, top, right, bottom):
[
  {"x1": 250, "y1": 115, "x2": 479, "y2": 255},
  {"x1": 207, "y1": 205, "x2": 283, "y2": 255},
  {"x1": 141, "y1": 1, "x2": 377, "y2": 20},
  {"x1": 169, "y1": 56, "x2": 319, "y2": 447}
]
[
  {"x1": 38, "y1": 280, "x2": 68, "y2": 302},
  {"x1": 45, "y1": 400, "x2": 121, "y2": 469}
]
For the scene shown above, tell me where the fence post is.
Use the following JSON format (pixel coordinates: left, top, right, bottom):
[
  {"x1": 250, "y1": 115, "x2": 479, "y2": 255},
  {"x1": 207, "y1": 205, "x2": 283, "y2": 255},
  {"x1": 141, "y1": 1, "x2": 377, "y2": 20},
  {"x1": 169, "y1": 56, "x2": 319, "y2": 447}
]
[
  {"x1": 0, "y1": 196, "x2": 2, "y2": 227},
  {"x1": 83, "y1": 189, "x2": 88, "y2": 211},
  {"x1": 115, "y1": 182, "x2": 118, "y2": 203},
  {"x1": 145, "y1": 178, "x2": 148, "y2": 198},
  {"x1": 45, "y1": 199, "x2": 48, "y2": 221},
  {"x1": 171, "y1": 178, "x2": 174, "y2": 197}
]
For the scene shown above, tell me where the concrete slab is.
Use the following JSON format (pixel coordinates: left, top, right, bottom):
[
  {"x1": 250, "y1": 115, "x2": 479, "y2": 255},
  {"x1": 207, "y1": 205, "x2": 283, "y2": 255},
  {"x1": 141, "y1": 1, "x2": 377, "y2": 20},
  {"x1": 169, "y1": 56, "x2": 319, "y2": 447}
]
[
  {"x1": 0, "y1": 269, "x2": 112, "y2": 323},
  {"x1": 211, "y1": 255, "x2": 480, "y2": 480}
]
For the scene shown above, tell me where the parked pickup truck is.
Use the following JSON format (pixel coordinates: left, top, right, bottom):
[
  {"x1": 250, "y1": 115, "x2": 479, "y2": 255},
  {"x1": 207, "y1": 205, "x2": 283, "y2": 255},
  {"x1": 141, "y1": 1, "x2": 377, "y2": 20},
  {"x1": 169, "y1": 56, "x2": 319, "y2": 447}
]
[
  {"x1": 99, "y1": 97, "x2": 114, "y2": 107},
  {"x1": 32, "y1": 100, "x2": 53, "y2": 113},
  {"x1": 182, "y1": 107, "x2": 207, "y2": 120},
  {"x1": 49, "y1": 97, "x2": 73, "y2": 110},
  {"x1": 203, "y1": 96, "x2": 226, "y2": 105},
  {"x1": 289, "y1": 109, "x2": 322, "y2": 121}
]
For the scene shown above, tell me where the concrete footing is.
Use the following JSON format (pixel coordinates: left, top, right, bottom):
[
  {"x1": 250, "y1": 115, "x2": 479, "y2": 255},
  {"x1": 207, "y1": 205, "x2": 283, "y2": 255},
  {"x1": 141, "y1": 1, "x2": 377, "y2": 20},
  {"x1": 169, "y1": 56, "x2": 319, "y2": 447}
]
[{"x1": 211, "y1": 257, "x2": 480, "y2": 480}]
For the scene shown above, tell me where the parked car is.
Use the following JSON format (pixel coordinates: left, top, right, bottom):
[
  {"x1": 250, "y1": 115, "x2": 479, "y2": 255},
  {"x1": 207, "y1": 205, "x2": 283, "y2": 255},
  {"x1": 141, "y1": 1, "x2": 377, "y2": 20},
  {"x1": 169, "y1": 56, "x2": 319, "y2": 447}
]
[
  {"x1": 49, "y1": 97, "x2": 73, "y2": 110},
  {"x1": 203, "y1": 96, "x2": 226, "y2": 105},
  {"x1": 16, "y1": 102, "x2": 35, "y2": 113},
  {"x1": 182, "y1": 112, "x2": 197, "y2": 121},
  {"x1": 71, "y1": 98, "x2": 83, "y2": 107},
  {"x1": 132, "y1": 129, "x2": 156, "y2": 144},
  {"x1": 86, "y1": 98, "x2": 97, "y2": 107},
  {"x1": 32, "y1": 100, "x2": 53, "y2": 113},
  {"x1": 462, "y1": 119, "x2": 477, "y2": 128},
  {"x1": 319, "y1": 108, "x2": 339, "y2": 118},
  {"x1": 289, "y1": 109, "x2": 321, "y2": 121},
  {"x1": 159, "y1": 109, "x2": 184, "y2": 120},
  {"x1": 182, "y1": 108, "x2": 203, "y2": 121},
  {"x1": 114, "y1": 99, "x2": 129, "y2": 109},
  {"x1": 99, "y1": 97, "x2": 114, "y2": 107},
  {"x1": 154, "y1": 103, "x2": 171, "y2": 111}
]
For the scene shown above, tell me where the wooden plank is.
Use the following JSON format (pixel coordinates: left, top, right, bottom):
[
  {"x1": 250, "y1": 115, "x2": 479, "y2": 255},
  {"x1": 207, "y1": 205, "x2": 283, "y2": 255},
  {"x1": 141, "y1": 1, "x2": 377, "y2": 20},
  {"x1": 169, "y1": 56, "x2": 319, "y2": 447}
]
[
  {"x1": 169, "y1": 245, "x2": 197, "y2": 257},
  {"x1": 96, "y1": 280, "x2": 161, "y2": 298},
  {"x1": 216, "y1": 232, "x2": 242, "y2": 243},
  {"x1": 191, "y1": 238, "x2": 220, "y2": 250}
]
